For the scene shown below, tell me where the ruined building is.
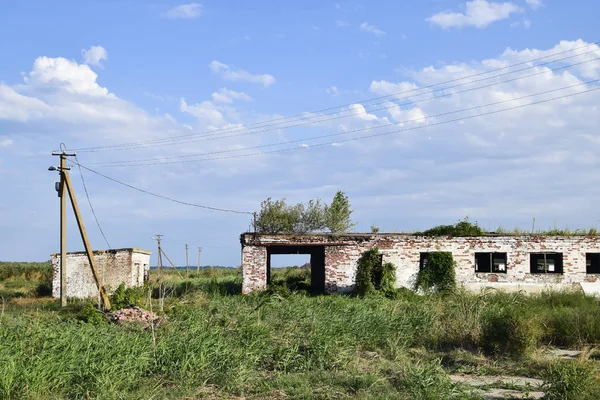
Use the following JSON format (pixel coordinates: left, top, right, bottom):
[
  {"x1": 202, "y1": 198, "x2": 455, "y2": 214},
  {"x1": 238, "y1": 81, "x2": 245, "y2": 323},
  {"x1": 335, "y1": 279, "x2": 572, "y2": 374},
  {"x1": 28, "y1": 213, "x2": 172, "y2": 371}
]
[
  {"x1": 51, "y1": 248, "x2": 151, "y2": 299},
  {"x1": 240, "y1": 233, "x2": 600, "y2": 294}
]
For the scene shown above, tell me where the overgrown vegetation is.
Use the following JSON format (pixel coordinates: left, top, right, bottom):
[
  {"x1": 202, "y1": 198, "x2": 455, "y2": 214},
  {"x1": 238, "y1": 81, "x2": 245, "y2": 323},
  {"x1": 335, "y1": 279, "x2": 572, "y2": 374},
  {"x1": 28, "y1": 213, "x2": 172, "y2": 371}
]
[
  {"x1": 416, "y1": 217, "x2": 485, "y2": 237},
  {"x1": 255, "y1": 190, "x2": 356, "y2": 234},
  {"x1": 2, "y1": 264, "x2": 600, "y2": 399},
  {"x1": 354, "y1": 247, "x2": 396, "y2": 297},
  {"x1": 415, "y1": 252, "x2": 457, "y2": 294},
  {"x1": 0, "y1": 261, "x2": 52, "y2": 299}
]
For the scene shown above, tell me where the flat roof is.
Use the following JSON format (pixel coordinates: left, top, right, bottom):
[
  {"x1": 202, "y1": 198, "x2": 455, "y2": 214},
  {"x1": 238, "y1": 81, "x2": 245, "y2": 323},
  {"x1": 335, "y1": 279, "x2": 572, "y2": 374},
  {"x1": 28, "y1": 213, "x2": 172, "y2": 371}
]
[{"x1": 51, "y1": 248, "x2": 152, "y2": 256}]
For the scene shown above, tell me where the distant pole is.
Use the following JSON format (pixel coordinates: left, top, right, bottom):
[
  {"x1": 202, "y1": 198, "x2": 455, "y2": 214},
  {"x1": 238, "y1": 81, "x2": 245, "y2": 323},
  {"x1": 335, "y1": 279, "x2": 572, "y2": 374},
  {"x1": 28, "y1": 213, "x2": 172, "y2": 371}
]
[
  {"x1": 197, "y1": 247, "x2": 202, "y2": 273},
  {"x1": 185, "y1": 244, "x2": 189, "y2": 275},
  {"x1": 153, "y1": 235, "x2": 163, "y2": 271}
]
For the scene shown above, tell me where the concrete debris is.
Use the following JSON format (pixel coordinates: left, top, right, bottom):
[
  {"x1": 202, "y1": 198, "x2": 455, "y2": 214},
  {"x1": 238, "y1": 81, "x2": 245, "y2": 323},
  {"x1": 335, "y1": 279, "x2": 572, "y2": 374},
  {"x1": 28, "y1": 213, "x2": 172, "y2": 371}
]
[
  {"x1": 450, "y1": 374, "x2": 543, "y2": 388},
  {"x1": 476, "y1": 388, "x2": 544, "y2": 399},
  {"x1": 450, "y1": 374, "x2": 544, "y2": 399},
  {"x1": 106, "y1": 306, "x2": 164, "y2": 328}
]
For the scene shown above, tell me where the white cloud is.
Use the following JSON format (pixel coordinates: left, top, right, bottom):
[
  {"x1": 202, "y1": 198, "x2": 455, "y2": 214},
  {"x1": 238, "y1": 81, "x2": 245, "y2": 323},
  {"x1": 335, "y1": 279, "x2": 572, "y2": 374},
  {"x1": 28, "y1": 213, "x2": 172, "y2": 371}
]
[
  {"x1": 166, "y1": 3, "x2": 202, "y2": 19},
  {"x1": 360, "y1": 22, "x2": 386, "y2": 37},
  {"x1": 348, "y1": 104, "x2": 379, "y2": 121},
  {"x1": 25, "y1": 56, "x2": 110, "y2": 96},
  {"x1": 211, "y1": 88, "x2": 252, "y2": 104},
  {"x1": 326, "y1": 86, "x2": 339, "y2": 96},
  {"x1": 427, "y1": 0, "x2": 523, "y2": 29},
  {"x1": 209, "y1": 60, "x2": 276, "y2": 87},
  {"x1": 179, "y1": 98, "x2": 226, "y2": 127},
  {"x1": 525, "y1": 0, "x2": 543, "y2": 10},
  {"x1": 0, "y1": 137, "x2": 13, "y2": 147},
  {"x1": 81, "y1": 46, "x2": 108, "y2": 67},
  {"x1": 3, "y1": 40, "x2": 600, "y2": 267},
  {"x1": 370, "y1": 81, "x2": 421, "y2": 99},
  {"x1": 335, "y1": 20, "x2": 350, "y2": 28}
]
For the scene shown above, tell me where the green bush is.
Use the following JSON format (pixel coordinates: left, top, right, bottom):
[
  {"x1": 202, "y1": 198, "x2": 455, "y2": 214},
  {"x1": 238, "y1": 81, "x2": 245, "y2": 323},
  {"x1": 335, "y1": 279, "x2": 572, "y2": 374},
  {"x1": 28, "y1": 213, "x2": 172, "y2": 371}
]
[
  {"x1": 415, "y1": 252, "x2": 456, "y2": 294},
  {"x1": 480, "y1": 306, "x2": 542, "y2": 357},
  {"x1": 110, "y1": 282, "x2": 147, "y2": 309},
  {"x1": 543, "y1": 360, "x2": 600, "y2": 400},
  {"x1": 354, "y1": 248, "x2": 397, "y2": 297},
  {"x1": 76, "y1": 303, "x2": 109, "y2": 325},
  {"x1": 416, "y1": 217, "x2": 484, "y2": 237}
]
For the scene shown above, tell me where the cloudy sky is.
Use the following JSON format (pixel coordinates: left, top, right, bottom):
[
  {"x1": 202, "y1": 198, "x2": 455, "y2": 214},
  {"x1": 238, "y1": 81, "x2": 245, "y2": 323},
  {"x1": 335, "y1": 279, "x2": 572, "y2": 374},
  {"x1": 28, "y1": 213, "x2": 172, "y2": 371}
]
[{"x1": 1, "y1": 0, "x2": 599, "y2": 267}]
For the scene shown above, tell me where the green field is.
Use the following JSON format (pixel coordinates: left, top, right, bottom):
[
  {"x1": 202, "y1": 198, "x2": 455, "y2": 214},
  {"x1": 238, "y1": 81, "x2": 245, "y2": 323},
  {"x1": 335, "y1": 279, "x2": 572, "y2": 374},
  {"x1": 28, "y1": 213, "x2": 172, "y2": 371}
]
[{"x1": 1, "y1": 263, "x2": 600, "y2": 399}]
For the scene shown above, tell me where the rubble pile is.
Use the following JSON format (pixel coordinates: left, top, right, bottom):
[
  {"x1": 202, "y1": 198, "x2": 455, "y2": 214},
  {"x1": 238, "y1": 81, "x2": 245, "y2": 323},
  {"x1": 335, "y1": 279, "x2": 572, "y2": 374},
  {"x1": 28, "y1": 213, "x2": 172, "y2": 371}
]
[{"x1": 106, "y1": 306, "x2": 165, "y2": 328}]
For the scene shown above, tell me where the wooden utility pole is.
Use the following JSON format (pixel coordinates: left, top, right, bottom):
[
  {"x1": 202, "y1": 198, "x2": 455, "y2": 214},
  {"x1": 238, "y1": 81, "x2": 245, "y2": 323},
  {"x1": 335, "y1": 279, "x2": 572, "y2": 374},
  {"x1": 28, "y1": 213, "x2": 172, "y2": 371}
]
[
  {"x1": 51, "y1": 150, "x2": 111, "y2": 310},
  {"x1": 185, "y1": 244, "x2": 189, "y2": 275},
  {"x1": 153, "y1": 235, "x2": 163, "y2": 271},
  {"x1": 59, "y1": 153, "x2": 69, "y2": 306},
  {"x1": 197, "y1": 247, "x2": 202, "y2": 273}
]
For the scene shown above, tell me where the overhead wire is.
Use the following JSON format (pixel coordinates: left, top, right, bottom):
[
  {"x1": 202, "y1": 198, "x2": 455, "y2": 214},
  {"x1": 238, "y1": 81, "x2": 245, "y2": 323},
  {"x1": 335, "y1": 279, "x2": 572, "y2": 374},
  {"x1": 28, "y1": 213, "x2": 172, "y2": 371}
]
[
  {"x1": 70, "y1": 42, "x2": 600, "y2": 152},
  {"x1": 73, "y1": 155, "x2": 112, "y2": 248},
  {"x1": 67, "y1": 159, "x2": 254, "y2": 215},
  {"x1": 84, "y1": 54, "x2": 600, "y2": 159},
  {"x1": 66, "y1": 83, "x2": 600, "y2": 215},
  {"x1": 88, "y1": 77, "x2": 600, "y2": 167}
]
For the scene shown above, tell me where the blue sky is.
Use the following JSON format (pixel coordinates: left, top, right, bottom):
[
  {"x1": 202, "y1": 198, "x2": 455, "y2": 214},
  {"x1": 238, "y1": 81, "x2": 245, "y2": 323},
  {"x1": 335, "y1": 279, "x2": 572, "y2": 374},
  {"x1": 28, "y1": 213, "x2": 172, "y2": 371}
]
[{"x1": 1, "y1": 0, "x2": 599, "y2": 267}]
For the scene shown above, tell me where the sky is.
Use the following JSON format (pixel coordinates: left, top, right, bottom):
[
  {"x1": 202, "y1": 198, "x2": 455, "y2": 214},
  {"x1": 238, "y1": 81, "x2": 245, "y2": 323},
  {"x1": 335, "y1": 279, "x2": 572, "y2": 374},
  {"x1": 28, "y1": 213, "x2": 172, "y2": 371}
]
[{"x1": 1, "y1": 0, "x2": 600, "y2": 267}]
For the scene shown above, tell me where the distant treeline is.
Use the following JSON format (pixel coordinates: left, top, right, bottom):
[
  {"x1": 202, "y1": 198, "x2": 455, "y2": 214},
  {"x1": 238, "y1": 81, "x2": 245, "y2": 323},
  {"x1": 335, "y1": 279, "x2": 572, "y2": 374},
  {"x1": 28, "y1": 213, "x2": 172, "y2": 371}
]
[{"x1": 0, "y1": 261, "x2": 52, "y2": 281}]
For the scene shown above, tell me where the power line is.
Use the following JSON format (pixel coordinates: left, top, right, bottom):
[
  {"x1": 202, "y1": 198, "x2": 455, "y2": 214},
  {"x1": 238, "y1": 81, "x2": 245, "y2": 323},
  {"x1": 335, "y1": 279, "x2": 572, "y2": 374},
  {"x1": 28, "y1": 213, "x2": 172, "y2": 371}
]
[
  {"x1": 70, "y1": 42, "x2": 600, "y2": 152},
  {"x1": 73, "y1": 155, "x2": 112, "y2": 248},
  {"x1": 88, "y1": 78, "x2": 600, "y2": 167},
  {"x1": 83, "y1": 84, "x2": 600, "y2": 167},
  {"x1": 75, "y1": 49, "x2": 599, "y2": 152},
  {"x1": 67, "y1": 160, "x2": 254, "y2": 215}
]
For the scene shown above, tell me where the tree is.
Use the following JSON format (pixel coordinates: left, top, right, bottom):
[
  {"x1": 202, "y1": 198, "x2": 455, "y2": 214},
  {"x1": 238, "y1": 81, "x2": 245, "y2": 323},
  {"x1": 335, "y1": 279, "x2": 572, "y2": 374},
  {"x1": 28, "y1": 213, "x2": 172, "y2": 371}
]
[
  {"x1": 254, "y1": 192, "x2": 356, "y2": 234},
  {"x1": 294, "y1": 199, "x2": 327, "y2": 233},
  {"x1": 255, "y1": 198, "x2": 300, "y2": 233},
  {"x1": 325, "y1": 191, "x2": 356, "y2": 233}
]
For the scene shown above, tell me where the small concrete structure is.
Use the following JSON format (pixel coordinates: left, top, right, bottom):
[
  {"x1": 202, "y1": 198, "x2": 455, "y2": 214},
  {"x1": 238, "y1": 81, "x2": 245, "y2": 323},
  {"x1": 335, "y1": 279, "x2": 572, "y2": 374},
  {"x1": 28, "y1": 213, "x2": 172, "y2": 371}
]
[
  {"x1": 51, "y1": 248, "x2": 151, "y2": 299},
  {"x1": 240, "y1": 233, "x2": 600, "y2": 294}
]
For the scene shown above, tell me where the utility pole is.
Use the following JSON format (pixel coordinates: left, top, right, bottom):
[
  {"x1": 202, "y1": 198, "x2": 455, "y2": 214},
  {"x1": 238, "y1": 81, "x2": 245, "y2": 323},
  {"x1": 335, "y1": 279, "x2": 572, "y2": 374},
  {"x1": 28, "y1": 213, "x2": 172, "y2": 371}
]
[
  {"x1": 153, "y1": 235, "x2": 163, "y2": 271},
  {"x1": 54, "y1": 152, "x2": 74, "y2": 307},
  {"x1": 185, "y1": 244, "x2": 189, "y2": 275},
  {"x1": 50, "y1": 149, "x2": 111, "y2": 310},
  {"x1": 197, "y1": 247, "x2": 202, "y2": 273}
]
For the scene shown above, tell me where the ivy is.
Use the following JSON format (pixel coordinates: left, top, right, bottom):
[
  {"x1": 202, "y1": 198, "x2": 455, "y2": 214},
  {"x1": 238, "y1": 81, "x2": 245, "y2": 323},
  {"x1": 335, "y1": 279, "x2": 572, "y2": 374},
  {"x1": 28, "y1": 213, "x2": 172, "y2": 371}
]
[
  {"x1": 354, "y1": 247, "x2": 396, "y2": 297},
  {"x1": 414, "y1": 252, "x2": 456, "y2": 294}
]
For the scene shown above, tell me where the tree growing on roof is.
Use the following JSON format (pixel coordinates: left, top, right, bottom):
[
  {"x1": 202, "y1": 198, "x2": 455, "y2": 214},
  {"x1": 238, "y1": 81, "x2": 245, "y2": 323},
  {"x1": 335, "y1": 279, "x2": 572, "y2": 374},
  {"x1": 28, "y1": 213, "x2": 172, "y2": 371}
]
[
  {"x1": 254, "y1": 191, "x2": 356, "y2": 234},
  {"x1": 325, "y1": 190, "x2": 356, "y2": 233}
]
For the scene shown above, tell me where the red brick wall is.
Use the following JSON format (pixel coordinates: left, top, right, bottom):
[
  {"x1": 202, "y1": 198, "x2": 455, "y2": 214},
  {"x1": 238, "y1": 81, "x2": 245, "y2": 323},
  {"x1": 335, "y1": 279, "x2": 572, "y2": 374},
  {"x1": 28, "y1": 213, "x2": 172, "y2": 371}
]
[{"x1": 240, "y1": 234, "x2": 600, "y2": 294}]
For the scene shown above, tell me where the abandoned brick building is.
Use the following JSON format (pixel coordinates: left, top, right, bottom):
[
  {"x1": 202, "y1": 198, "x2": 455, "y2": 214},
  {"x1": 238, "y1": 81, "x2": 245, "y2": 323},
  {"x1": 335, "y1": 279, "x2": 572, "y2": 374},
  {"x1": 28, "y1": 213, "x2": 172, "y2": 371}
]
[
  {"x1": 51, "y1": 248, "x2": 151, "y2": 299},
  {"x1": 240, "y1": 233, "x2": 600, "y2": 294}
]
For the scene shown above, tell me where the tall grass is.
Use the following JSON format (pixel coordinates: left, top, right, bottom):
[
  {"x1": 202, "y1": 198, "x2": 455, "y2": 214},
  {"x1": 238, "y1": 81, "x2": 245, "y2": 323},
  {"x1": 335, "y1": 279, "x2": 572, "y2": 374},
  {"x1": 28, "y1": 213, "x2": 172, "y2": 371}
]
[{"x1": 2, "y1": 267, "x2": 600, "y2": 398}]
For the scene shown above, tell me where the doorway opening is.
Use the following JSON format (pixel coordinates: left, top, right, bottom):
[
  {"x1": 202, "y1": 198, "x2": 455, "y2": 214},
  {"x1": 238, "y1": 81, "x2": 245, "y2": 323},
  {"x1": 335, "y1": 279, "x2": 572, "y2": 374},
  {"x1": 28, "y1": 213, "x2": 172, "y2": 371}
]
[{"x1": 267, "y1": 245, "x2": 326, "y2": 294}]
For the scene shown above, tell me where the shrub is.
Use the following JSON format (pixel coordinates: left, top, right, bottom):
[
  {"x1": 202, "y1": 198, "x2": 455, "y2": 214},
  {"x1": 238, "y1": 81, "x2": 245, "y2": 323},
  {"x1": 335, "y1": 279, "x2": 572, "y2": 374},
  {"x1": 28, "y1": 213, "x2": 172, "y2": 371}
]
[
  {"x1": 76, "y1": 303, "x2": 109, "y2": 325},
  {"x1": 543, "y1": 360, "x2": 600, "y2": 400},
  {"x1": 480, "y1": 306, "x2": 542, "y2": 357},
  {"x1": 354, "y1": 248, "x2": 397, "y2": 297},
  {"x1": 110, "y1": 283, "x2": 147, "y2": 310},
  {"x1": 414, "y1": 252, "x2": 456, "y2": 294},
  {"x1": 416, "y1": 217, "x2": 484, "y2": 237}
]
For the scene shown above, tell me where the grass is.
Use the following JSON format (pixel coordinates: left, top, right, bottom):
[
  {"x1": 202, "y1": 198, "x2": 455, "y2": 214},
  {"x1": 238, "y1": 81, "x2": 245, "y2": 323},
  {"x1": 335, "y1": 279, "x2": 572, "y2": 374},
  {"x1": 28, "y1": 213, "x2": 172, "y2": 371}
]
[{"x1": 1, "y1": 264, "x2": 600, "y2": 398}]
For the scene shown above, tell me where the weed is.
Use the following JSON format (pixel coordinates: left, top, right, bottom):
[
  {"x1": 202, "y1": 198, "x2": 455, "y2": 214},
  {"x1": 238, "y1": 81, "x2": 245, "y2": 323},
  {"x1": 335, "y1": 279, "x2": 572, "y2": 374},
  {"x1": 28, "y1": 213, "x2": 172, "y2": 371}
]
[{"x1": 542, "y1": 360, "x2": 600, "y2": 399}]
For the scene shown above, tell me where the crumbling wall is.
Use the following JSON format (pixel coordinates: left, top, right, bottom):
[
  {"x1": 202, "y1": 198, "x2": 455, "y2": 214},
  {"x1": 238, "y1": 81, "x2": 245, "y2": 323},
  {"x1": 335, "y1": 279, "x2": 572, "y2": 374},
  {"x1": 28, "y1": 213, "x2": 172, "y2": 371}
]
[
  {"x1": 241, "y1": 244, "x2": 267, "y2": 294},
  {"x1": 240, "y1": 233, "x2": 600, "y2": 294},
  {"x1": 51, "y1": 248, "x2": 151, "y2": 299}
]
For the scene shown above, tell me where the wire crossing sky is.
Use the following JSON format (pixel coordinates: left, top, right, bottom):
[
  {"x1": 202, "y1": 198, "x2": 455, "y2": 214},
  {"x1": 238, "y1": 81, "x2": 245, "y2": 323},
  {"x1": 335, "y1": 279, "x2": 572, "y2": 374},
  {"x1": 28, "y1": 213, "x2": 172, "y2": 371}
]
[{"x1": 1, "y1": 0, "x2": 600, "y2": 266}]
